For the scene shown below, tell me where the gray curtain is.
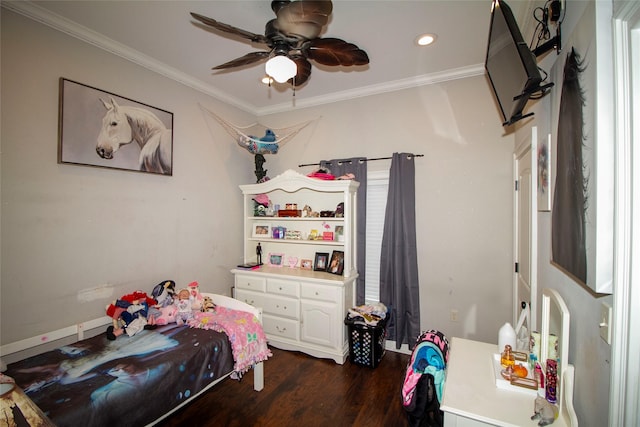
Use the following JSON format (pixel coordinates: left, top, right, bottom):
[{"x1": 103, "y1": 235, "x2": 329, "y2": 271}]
[
  {"x1": 319, "y1": 157, "x2": 367, "y2": 305},
  {"x1": 380, "y1": 153, "x2": 420, "y2": 350}
]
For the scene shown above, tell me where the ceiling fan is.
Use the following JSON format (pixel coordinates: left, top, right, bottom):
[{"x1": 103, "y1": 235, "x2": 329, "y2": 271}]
[{"x1": 191, "y1": 0, "x2": 369, "y2": 86}]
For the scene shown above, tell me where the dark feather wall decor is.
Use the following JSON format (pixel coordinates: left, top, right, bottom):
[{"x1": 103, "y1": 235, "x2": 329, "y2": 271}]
[{"x1": 552, "y1": 48, "x2": 588, "y2": 284}]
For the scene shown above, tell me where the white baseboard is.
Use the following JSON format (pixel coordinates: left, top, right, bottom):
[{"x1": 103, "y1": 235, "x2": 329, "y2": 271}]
[{"x1": 385, "y1": 340, "x2": 412, "y2": 355}]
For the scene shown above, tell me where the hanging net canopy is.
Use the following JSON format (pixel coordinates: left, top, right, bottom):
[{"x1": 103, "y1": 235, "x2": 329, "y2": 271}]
[{"x1": 199, "y1": 104, "x2": 317, "y2": 155}]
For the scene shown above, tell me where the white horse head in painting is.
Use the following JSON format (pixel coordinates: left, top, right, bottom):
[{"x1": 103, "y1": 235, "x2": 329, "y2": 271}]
[{"x1": 96, "y1": 97, "x2": 172, "y2": 175}]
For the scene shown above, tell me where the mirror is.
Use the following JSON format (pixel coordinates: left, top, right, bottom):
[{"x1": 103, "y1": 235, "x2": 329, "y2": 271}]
[{"x1": 540, "y1": 288, "x2": 570, "y2": 415}]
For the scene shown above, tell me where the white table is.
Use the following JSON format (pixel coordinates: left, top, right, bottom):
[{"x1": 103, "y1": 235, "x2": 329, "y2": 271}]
[{"x1": 440, "y1": 337, "x2": 569, "y2": 427}]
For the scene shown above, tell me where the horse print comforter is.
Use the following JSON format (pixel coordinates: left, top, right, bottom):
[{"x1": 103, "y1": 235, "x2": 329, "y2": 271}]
[{"x1": 5, "y1": 324, "x2": 234, "y2": 427}]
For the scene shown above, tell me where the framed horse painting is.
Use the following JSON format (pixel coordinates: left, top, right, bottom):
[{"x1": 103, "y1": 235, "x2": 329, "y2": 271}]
[{"x1": 58, "y1": 78, "x2": 173, "y2": 176}]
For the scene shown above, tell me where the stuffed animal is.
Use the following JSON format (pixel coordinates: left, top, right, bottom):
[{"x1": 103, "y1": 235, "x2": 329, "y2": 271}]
[
  {"x1": 188, "y1": 281, "x2": 204, "y2": 310},
  {"x1": 153, "y1": 304, "x2": 178, "y2": 325},
  {"x1": 175, "y1": 289, "x2": 194, "y2": 326},
  {"x1": 531, "y1": 396, "x2": 558, "y2": 426},
  {"x1": 105, "y1": 290, "x2": 156, "y2": 340},
  {"x1": 302, "y1": 205, "x2": 319, "y2": 218},
  {"x1": 201, "y1": 296, "x2": 216, "y2": 313},
  {"x1": 145, "y1": 280, "x2": 177, "y2": 329},
  {"x1": 151, "y1": 280, "x2": 176, "y2": 307}
]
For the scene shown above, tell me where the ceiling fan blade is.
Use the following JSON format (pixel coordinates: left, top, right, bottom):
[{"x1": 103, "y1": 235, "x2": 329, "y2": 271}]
[
  {"x1": 191, "y1": 12, "x2": 269, "y2": 44},
  {"x1": 307, "y1": 38, "x2": 369, "y2": 66},
  {"x1": 212, "y1": 51, "x2": 271, "y2": 70},
  {"x1": 274, "y1": 0, "x2": 332, "y2": 40},
  {"x1": 289, "y1": 56, "x2": 312, "y2": 86}
]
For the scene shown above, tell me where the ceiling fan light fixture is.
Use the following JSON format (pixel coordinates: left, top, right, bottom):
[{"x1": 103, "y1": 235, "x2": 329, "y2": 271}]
[{"x1": 265, "y1": 55, "x2": 297, "y2": 84}]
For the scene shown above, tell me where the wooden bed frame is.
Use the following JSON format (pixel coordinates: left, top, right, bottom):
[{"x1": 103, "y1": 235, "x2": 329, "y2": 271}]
[{"x1": 0, "y1": 293, "x2": 265, "y2": 425}]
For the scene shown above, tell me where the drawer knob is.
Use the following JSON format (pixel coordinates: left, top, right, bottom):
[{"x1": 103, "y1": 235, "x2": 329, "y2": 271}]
[
  {"x1": 276, "y1": 326, "x2": 287, "y2": 333},
  {"x1": 279, "y1": 286, "x2": 283, "y2": 290},
  {"x1": 315, "y1": 292, "x2": 319, "y2": 295}
]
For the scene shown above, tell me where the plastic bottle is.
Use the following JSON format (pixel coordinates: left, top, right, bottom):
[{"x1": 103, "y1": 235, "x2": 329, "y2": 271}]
[
  {"x1": 534, "y1": 362, "x2": 545, "y2": 396},
  {"x1": 498, "y1": 322, "x2": 517, "y2": 352},
  {"x1": 546, "y1": 359, "x2": 558, "y2": 403}
]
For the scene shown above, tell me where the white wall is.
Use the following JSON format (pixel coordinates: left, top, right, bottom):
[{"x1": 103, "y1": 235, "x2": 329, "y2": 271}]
[
  {"x1": 1, "y1": 7, "x2": 514, "y2": 347},
  {"x1": 1, "y1": 10, "x2": 255, "y2": 343},
  {"x1": 261, "y1": 77, "x2": 515, "y2": 344}
]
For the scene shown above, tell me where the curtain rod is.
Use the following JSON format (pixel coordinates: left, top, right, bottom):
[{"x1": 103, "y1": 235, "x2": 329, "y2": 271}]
[{"x1": 297, "y1": 154, "x2": 424, "y2": 168}]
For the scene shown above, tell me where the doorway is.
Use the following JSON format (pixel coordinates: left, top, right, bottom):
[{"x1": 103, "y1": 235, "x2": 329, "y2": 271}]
[{"x1": 513, "y1": 127, "x2": 538, "y2": 334}]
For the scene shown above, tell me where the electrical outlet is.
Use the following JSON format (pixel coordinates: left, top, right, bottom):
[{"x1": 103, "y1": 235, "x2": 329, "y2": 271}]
[
  {"x1": 599, "y1": 302, "x2": 612, "y2": 344},
  {"x1": 450, "y1": 309, "x2": 459, "y2": 322}
]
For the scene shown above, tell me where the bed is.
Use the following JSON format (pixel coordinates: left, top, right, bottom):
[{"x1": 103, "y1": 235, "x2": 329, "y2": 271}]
[{"x1": 0, "y1": 293, "x2": 268, "y2": 426}]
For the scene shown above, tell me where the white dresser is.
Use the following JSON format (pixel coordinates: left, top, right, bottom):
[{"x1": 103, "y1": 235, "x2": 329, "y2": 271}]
[
  {"x1": 233, "y1": 267, "x2": 354, "y2": 364},
  {"x1": 440, "y1": 337, "x2": 572, "y2": 427}
]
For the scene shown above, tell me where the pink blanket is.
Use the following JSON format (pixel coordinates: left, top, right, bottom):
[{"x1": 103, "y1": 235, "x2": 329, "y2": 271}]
[{"x1": 188, "y1": 306, "x2": 272, "y2": 374}]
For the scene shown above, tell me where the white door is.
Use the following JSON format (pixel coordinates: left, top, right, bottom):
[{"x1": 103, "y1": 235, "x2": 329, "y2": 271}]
[{"x1": 513, "y1": 127, "x2": 538, "y2": 335}]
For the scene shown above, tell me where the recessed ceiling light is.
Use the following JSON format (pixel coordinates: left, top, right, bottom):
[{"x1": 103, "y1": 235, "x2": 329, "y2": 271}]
[{"x1": 416, "y1": 33, "x2": 437, "y2": 46}]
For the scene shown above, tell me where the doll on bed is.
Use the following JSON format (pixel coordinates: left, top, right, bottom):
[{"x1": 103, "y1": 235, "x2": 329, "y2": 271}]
[
  {"x1": 175, "y1": 289, "x2": 194, "y2": 326},
  {"x1": 188, "y1": 281, "x2": 204, "y2": 311},
  {"x1": 145, "y1": 280, "x2": 177, "y2": 329},
  {"x1": 105, "y1": 290, "x2": 156, "y2": 340}
]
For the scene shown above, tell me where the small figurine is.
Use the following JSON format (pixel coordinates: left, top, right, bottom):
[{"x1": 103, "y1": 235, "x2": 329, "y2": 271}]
[
  {"x1": 531, "y1": 396, "x2": 558, "y2": 426},
  {"x1": 256, "y1": 242, "x2": 263, "y2": 265},
  {"x1": 302, "y1": 205, "x2": 319, "y2": 218}
]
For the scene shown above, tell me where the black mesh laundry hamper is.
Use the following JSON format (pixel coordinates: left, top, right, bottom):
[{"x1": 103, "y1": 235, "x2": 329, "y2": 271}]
[{"x1": 344, "y1": 317, "x2": 387, "y2": 368}]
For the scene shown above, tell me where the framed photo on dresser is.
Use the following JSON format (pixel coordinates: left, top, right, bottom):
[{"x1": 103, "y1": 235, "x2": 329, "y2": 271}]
[
  {"x1": 313, "y1": 252, "x2": 329, "y2": 271},
  {"x1": 328, "y1": 251, "x2": 344, "y2": 275}
]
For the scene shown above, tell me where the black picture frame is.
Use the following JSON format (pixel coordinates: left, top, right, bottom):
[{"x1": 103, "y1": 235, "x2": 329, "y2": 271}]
[
  {"x1": 313, "y1": 252, "x2": 329, "y2": 272},
  {"x1": 328, "y1": 250, "x2": 344, "y2": 275},
  {"x1": 58, "y1": 78, "x2": 173, "y2": 175}
]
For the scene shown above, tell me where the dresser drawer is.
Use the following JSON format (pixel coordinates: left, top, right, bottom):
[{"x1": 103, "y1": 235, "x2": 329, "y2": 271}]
[
  {"x1": 301, "y1": 283, "x2": 340, "y2": 303},
  {"x1": 263, "y1": 295, "x2": 299, "y2": 319},
  {"x1": 267, "y1": 278, "x2": 300, "y2": 298},
  {"x1": 235, "y1": 275, "x2": 266, "y2": 292},
  {"x1": 235, "y1": 289, "x2": 266, "y2": 308},
  {"x1": 263, "y1": 315, "x2": 299, "y2": 341}
]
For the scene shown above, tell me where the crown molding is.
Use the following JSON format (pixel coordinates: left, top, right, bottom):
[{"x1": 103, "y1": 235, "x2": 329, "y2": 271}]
[
  {"x1": 4, "y1": 0, "x2": 485, "y2": 118},
  {"x1": 2, "y1": 0, "x2": 258, "y2": 114},
  {"x1": 255, "y1": 64, "x2": 485, "y2": 115}
]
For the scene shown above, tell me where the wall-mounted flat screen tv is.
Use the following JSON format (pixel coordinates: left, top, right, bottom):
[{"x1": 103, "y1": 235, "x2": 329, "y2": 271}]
[{"x1": 485, "y1": 0, "x2": 543, "y2": 126}]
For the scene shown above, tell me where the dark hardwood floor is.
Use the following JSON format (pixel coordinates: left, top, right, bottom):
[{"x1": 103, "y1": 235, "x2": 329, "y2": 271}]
[{"x1": 159, "y1": 347, "x2": 411, "y2": 427}]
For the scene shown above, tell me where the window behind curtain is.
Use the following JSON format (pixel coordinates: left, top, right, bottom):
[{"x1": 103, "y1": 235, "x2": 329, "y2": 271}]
[{"x1": 365, "y1": 171, "x2": 389, "y2": 303}]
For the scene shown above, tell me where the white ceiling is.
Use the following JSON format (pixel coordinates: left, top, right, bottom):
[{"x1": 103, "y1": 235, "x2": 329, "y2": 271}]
[{"x1": 6, "y1": 0, "x2": 535, "y2": 115}]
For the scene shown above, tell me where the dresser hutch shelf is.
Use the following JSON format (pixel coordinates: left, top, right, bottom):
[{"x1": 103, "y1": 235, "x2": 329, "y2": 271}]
[{"x1": 232, "y1": 169, "x2": 359, "y2": 364}]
